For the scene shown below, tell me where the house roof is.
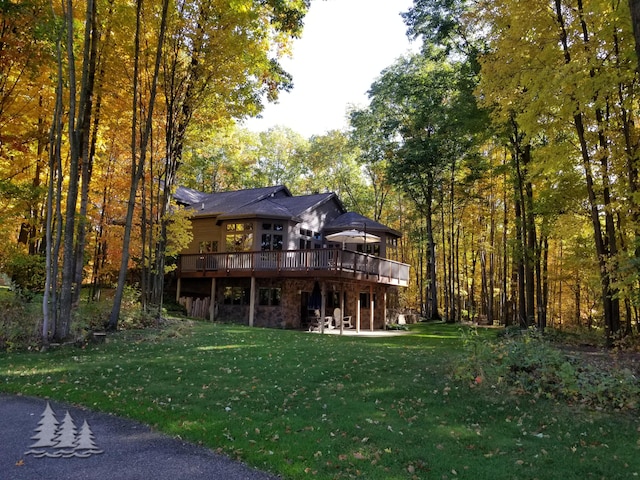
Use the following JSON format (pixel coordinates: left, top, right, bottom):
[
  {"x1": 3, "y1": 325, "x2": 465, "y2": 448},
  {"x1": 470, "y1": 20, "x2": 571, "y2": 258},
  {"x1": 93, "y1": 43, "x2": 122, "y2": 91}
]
[
  {"x1": 174, "y1": 185, "x2": 400, "y2": 238},
  {"x1": 174, "y1": 185, "x2": 342, "y2": 223},
  {"x1": 175, "y1": 185, "x2": 290, "y2": 217}
]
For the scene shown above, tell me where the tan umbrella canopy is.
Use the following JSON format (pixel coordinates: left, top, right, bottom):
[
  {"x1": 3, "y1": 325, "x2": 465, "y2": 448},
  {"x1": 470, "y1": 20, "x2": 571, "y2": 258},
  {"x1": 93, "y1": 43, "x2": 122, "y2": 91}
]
[{"x1": 326, "y1": 229, "x2": 380, "y2": 248}]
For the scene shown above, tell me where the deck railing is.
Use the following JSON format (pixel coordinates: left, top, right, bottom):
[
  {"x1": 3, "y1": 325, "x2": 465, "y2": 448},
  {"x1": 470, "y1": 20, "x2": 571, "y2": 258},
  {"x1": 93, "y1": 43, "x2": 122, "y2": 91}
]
[{"x1": 178, "y1": 249, "x2": 410, "y2": 286}]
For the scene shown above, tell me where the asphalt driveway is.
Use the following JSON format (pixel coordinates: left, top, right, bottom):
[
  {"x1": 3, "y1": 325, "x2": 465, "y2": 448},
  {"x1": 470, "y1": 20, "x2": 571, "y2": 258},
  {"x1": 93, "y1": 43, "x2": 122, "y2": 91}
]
[{"x1": 0, "y1": 394, "x2": 278, "y2": 480}]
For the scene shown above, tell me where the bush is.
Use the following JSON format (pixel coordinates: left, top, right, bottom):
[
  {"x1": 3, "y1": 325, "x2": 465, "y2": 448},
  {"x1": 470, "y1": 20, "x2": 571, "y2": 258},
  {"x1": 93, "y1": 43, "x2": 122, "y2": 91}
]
[
  {"x1": 117, "y1": 285, "x2": 160, "y2": 330},
  {"x1": 3, "y1": 252, "x2": 46, "y2": 300},
  {"x1": 0, "y1": 295, "x2": 42, "y2": 351},
  {"x1": 457, "y1": 327, "x2": 640, "y2": 411}
]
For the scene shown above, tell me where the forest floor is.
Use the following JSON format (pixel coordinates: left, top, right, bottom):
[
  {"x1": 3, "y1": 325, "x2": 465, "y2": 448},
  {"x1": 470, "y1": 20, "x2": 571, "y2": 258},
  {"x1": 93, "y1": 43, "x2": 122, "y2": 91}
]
[{"x1": 558, "y1": 343, "x2": 640, "y2": 377}]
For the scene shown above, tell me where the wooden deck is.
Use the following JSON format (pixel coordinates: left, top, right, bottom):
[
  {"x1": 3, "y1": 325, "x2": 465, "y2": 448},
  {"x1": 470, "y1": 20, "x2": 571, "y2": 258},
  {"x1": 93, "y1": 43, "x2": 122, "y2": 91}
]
[{"x1": 177, "y1": 249, "x2": 409, "y2": 287}]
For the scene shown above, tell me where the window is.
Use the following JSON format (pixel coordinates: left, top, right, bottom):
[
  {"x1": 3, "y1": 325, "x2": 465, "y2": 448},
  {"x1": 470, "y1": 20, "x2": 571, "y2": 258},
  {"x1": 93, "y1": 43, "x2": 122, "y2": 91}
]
[
  {"x1": 360, "y1": 292, "x2": 376, "y2": 307},
  {"x1": 299, "y1": 227, "x2": 321, "y2": 250},
  {"x1": 264, "y1": 223, "x2": 284, "y2": 232},
  {"x1": 223, "y1": 286, "x2": 250, "y2": 305},
  {"x1": 199, "y1": 241, "x2": 218, "y2": 253},
  {"x1": 357, "y1": 243, "x2": 380, "y2": 256},
  {"x1": 261, "y1": 223, "x2": 284, "y2": 250},
  {"x1": 258, "y1": 287, "x2": 281, "y2": 306},
  {"x1": 225, "y1": 223, "x2": 253, "y2": 252},
  {"x1": 386, "y1": 236, "x2": 398, "y2": 260}
]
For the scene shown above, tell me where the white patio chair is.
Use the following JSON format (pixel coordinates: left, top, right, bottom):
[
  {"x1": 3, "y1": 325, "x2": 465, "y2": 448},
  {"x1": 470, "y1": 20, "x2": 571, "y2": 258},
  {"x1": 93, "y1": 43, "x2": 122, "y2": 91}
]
[
  {"x1": 309, "y1": 310, "x2": 333, "y2": 331},
  {"x1": 333, "y1": 307, "x2": 353, "y2": 329}
]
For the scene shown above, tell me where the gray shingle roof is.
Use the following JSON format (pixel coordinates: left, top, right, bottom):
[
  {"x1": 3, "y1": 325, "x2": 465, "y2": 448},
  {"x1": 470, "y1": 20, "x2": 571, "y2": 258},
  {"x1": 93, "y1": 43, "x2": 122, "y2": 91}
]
[
  {"x1": 175, "y1": 185, "x2": 289, "y2": 216},
  {"x1": 175, "y1": 185, "x2": 340, "y2": 222}
]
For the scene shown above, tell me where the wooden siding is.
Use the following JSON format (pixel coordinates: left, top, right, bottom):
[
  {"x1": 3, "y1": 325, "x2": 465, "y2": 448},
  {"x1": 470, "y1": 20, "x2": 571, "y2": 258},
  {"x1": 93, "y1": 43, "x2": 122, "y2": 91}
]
[{"x1": 186, "y1": 217, "x2": 222, "y2": 254}]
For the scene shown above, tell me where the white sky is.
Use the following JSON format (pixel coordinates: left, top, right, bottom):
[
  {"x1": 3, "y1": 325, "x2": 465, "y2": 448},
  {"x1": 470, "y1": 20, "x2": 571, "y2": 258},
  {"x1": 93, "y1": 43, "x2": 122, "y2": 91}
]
[{"x1": 243, "y1": 0, "x2": 418, "y2": 138}]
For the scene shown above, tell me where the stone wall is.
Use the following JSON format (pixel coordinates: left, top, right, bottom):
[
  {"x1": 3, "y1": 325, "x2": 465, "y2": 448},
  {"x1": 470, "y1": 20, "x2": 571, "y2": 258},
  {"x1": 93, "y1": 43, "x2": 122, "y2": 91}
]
[{"x1": 176, "y1": 276, "x2": 397, "y2": 330}]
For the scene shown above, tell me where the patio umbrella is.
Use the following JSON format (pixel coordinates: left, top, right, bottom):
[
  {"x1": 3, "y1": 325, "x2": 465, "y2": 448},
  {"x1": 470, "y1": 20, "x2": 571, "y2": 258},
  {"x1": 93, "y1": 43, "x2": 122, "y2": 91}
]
[
  {"x1": 325, "y1": 229, "x2": 380, "y2": 249},
  {"x1": 308, "y1": 281, "x2": 322, "y2": 310}
]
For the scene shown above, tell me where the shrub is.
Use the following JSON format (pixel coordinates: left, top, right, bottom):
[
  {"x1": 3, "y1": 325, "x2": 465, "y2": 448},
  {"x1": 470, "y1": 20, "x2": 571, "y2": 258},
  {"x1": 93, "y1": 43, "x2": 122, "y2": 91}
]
[
  {"x1": 3, "y1": 252, "x2": 46, "y2": 300},
  {"x1": 457, "y1": 326, "x2": 640, "y2": 411},
  {"x1": 117, "y1": 285, "x2": 160, "y2": 330},
  {"x1": 0, "y1": 295, "x2": 42, "y2": 351}
]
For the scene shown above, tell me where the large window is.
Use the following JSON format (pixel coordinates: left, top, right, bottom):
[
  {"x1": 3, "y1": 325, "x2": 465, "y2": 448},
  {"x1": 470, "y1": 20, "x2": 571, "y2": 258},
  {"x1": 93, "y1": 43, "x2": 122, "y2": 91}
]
[
  {"x1": 199, "y1": 241, "x2": 218, "y2": 253},
  {"x1": 261, "y1": 223, "x2": 284, "y2": 251},
  {"x1": 223, "y1": 286, "x2": 250, "y2": 305},
  {"x1": 299, "y1": 227, "x2": 321, "y2": 250},
  {"x1": 225, "y1": 223, "x2": 253, "y2": 252},
  {"x1": 258, "y1": 287, "x2": 281, "y2": 306}
]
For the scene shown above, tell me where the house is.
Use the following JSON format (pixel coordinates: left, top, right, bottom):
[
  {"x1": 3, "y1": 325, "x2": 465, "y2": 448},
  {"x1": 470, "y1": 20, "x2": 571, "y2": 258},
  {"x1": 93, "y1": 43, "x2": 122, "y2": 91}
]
[{"x1": 173, "y1": 185, "x2": 410, "y2": 331}]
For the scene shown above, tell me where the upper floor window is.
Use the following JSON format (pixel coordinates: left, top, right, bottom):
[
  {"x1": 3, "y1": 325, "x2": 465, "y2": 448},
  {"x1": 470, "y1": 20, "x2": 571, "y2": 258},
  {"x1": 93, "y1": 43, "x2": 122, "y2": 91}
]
[
  {"x1": 299, "y1": 227, "x2": 321, "y2": 250},
  {"x1": 262, "y1": 223, "x2": 284, "y2": 251},
  {"x1": 386, "y1": 236, "x2": 398, "y2": 260},
  {"x1": 225, "y1": 223, "x2": 253, "y2": 252},
  {"x1": 199, "y1": 241, "x2": 218, "y2": 253},
  {"x1": 358, "y1": 244, "x2": 380, "y2": 256}
]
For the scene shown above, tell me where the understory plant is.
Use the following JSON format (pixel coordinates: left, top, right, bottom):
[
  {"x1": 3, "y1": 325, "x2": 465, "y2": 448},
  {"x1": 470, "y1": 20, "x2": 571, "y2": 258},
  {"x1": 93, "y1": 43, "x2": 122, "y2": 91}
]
[{"x1": 457, "y1": 326, "x2": 639, "y2": 411}]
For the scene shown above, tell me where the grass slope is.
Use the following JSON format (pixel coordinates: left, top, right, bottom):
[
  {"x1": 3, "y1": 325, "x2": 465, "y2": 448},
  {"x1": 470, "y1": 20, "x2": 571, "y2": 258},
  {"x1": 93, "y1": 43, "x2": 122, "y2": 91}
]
[{"x1": 1, "y1": 322, "x2": 638, "y2": 479}]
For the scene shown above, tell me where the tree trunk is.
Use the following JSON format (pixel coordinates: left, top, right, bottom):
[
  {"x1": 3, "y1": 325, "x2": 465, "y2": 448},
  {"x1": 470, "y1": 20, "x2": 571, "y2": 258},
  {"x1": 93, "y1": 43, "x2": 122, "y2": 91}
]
[
  {"x1": 56, "y1": 0, "x2": 98, "y2": 341},
  {"x1": 43, "y1": 21, "x2": 66, "y2": 345},
  {"x1": 108, "y1": 0, "x2": 170, "y2": 330},
  {"x1": 440, "y1": 191, "x2": 449, "y2": 321},
  {"x1": 554, "y1": 0, "x2": 620, "y2": 345},
  {"x1": 425, "y1": 180, "x2": 440, "y2": 320}
]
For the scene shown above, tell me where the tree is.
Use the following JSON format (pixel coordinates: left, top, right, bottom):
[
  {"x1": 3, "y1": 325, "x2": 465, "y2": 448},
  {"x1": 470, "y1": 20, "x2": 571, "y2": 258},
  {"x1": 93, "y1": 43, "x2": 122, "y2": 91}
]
[
  {"x1": 304, "y1": 130, "x2": 368, "y2": 212},
  {"x1": 108, "y1": 0, "x2": 310, "y2": 330},
  {"x1": 474, "y1": 0, "x2": 638, "y2": 342},
  {"x1": 255, "y1": 127, "x2": 309, "y2": 189},
  {"x1": 352, "y1": 52, "x2": 479, "y2": 319}
]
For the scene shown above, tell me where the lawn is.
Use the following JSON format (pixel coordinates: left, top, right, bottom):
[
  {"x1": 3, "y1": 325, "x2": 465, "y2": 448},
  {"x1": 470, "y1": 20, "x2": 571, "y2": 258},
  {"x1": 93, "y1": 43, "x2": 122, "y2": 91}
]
[{"x1": 1, "y1": 321, "x2": 638, "y2": 479}]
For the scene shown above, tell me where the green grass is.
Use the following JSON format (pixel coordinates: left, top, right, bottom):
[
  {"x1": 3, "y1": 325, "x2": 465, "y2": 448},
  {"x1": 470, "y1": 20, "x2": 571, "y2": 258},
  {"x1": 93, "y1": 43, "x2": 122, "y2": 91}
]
[{"x1": 1, "y1": 321, "x2": 638, "y2": 479}]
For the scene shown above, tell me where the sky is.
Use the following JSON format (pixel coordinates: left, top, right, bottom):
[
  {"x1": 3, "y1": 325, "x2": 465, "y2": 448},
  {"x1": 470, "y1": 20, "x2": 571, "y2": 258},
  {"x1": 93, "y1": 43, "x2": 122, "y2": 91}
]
[{"x1": 243, "y1": 0, "x2": 419, "y2": 138}]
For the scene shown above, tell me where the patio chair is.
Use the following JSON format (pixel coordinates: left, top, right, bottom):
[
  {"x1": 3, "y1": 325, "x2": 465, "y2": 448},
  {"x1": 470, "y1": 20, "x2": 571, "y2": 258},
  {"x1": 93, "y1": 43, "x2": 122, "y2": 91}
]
[
  {"x1": 309, "y1": 310, "x2": 334, "y2": 331},
  {"x1": 333, "y1": 308, "x2": 353, "y2": 329}
]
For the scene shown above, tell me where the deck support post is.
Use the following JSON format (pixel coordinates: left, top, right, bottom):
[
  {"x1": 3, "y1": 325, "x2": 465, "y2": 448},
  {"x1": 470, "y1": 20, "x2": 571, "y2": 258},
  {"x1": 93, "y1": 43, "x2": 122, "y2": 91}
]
[
  {"x1": 383, "y1": 289, "x2": 387, "y2": 328},
  {"x1": 320, "y1": 281, "x2": 327, "y2": 333},
  {"x1": 356, "y1": 292, "x2": 361, "y2": 333},
  {"x1": 249, "y1": 276, "x2": 256, "y2": 327},
  {"x1": 339, "y1": 284, "x2": 345, "y2": 335},
  {"x1": 369, "y1": 284, "x2": 374, "y2": 331},
  {"x1": 209, "y1": 278, "x2": 216, "y2": 322}
]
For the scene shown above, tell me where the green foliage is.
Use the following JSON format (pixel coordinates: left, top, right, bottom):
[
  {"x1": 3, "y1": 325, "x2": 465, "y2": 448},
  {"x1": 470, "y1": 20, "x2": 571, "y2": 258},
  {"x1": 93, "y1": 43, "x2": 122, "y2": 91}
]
[
  {"x1": 117, "y1": 285, "x2": 159, "y2": 330},
  {"x1": 0, "y1": 291, "x2": 42, "y2": 351},
  {"x1": 2, "y1": 251, "x2": 46, "y2": 299},
  {"x1": 0, "y1": 285, "x2": 163, "y2": 350},
  {"x1": 459, "y1": 327, "x2": 640, "y2": 411}
]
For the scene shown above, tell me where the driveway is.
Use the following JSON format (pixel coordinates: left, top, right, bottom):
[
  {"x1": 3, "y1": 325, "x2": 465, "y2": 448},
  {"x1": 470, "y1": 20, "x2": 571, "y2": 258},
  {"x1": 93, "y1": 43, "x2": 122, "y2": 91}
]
[{"x1": 0, "y1": 394, "x2": 278, "y2": 480}]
